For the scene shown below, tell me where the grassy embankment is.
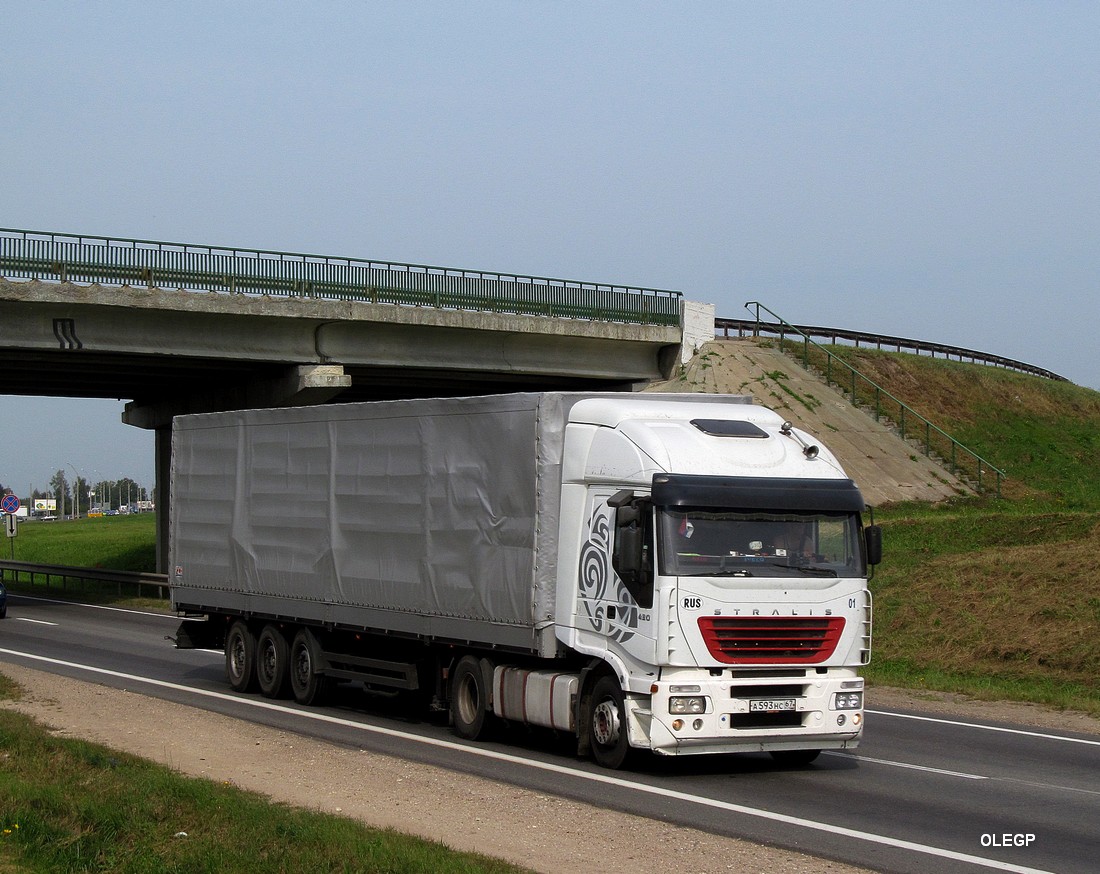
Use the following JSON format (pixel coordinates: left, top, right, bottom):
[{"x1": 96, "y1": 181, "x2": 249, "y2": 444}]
[{"x1": 786, "y1": 343, "x2": 1100, "y2": 716}]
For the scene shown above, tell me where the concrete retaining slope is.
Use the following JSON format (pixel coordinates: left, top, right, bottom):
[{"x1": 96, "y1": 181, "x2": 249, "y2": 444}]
[{"x1": 646, "y1": 339, "x2": 969, "y2": 506}]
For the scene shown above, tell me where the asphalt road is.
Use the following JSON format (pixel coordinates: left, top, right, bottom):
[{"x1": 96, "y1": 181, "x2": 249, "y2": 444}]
[{"x1": 1, "y1": 593, "x2": 1096, "y2": 874}]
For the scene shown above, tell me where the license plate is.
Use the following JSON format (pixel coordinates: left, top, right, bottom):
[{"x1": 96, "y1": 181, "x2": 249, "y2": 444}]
[{"x1": 749, "y1": 698, "x2": 797, "y2": 713}]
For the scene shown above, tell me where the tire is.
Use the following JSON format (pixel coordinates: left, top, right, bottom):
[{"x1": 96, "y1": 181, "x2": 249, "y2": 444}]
[
  {"x1": 256, "y1": 624, "x2": 290, "y2": 699},
  {"x1": 450, "y1": 655, "x2": 491, "y2": 741},
  {"x1": 769, "y1": 749, "x2": 822, "y2": 767},
  {"x1": 589, "y1": 674, "x2": 631, "y2": 769},
  {"x1": 289, "y1": 628, "x2": 329, "y2": 706},
  {"x1": 225, "y1": 620, "x2": 257, "y2": 693}
]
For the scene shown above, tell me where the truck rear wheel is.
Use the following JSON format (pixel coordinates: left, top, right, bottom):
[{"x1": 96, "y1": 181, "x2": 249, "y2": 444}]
[
  {"x1": 289, "y1": 628, "x2": 329, "y2": 706},
  {"x1": 225, "y1": 620, "x2": 256, "y2": 692},
  {"x1": 450, "y1": 655, "x2": 491, "y2": 740},
  {"x1": 256, "y1": 624, "x2": 290, "y2": 699},
  {"x1": 589, "y1": 675, "x2": 631, "y2": 769}
]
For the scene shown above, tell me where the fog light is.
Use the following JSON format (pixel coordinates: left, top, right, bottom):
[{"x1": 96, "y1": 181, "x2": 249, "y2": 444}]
[
  {"x1": 669, "y1": 696, "x2": 707, "y2": 714},
  {"x1": 693, "y1": 718, "x2": 704, "y2": 731},
  {"x1": 672, "y1": 719, "x2": 684, "y2": 731},
  {"x1": 852, "y1": 713, "x2": 862, "y2": 726},
  {"x1": 837, "y1": 714, "x2": 846, "y2": 726}
]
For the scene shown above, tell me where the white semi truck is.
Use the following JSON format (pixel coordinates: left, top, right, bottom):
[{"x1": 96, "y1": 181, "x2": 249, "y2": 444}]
[{"x1": 171, "y1": 392, "x2": 880, "y2": 768}]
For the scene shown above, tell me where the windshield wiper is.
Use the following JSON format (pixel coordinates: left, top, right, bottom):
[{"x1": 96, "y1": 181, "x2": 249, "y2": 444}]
[{"x1": 772, "y1": 563, "x2": 838, "y2": 577}]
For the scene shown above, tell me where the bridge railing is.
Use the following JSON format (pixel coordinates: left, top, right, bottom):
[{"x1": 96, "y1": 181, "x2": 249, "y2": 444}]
[
  {"x1": 0, "y1": 228, "x2": 682, "y2": 327},
  {"x1": 741, "y1": 302, "x2": 1005, "y2": 497}
]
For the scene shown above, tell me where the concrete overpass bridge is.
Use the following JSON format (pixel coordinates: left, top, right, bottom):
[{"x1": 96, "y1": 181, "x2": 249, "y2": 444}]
[{"x1": 0, "y1": 228, "x2": 686, "y2": 568}]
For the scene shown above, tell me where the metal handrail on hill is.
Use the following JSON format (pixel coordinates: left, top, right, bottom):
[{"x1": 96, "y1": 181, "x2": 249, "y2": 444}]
[
  {"x1": 741, "y1": 302, "x2": 1005, "y2": 497},
  {"x1": 716, "y1": 317, "x2": 1066, "y2": 382},
  {"x1": 0, "y1": 228, "x2": 682, "y2": 327},
  {"x1": 0, "y1": 559, "x2": 168, "y2": 599}
]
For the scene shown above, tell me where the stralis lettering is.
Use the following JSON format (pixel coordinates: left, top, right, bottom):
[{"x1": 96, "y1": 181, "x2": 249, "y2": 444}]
[{"x1": 728, "y1": 608, "x2": 833, "y2": 616}]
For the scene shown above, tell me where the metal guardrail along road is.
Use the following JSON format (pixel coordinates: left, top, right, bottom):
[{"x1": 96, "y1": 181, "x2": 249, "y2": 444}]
[
  {"x1": 0, "y1": 228, "x2": 682, "y2": 327},
  {"x1": 0, "y1": 560, "x2": 168, "y2": 600}
]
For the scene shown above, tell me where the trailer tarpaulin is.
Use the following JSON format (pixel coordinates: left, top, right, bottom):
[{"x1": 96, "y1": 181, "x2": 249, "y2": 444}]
[{"x1": 170, "y1": 394, "x2": 566, "y2": 654}]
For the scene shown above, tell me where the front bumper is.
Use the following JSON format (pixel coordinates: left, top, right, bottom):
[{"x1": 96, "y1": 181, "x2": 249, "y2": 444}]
[{"x1": 630, "y1": 670, "x2": 864, "y2": 757}]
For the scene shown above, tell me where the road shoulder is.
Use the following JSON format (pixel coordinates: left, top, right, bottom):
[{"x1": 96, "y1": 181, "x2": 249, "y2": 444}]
[{"x1": 0, "y1": 662, "x2": 870, "y2": 874}]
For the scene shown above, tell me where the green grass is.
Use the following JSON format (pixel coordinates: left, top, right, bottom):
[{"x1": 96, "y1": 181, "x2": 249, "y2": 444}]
[
  {"x1": 2, "y1": 514, "x2": 162, "y2": 609},
  {"x1": 6, "y1": 514, "x2": 156, "y2": 572},
  {"x1": 0, "y1": 682, "x2": 527, "y2": 874},
  {"x1": 658, "y1": 339, "x2": 1100, "y2": 717},
  {"x1": 807, "y1": 347, "x2": 1100, "y2": 715}
]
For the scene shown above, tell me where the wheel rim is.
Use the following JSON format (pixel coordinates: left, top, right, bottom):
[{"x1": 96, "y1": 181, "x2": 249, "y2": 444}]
[
  {"x1": 292, "y1": 643, "x2": 311, "y2": 689},
  {"x1": 592, "y1": 698, "x2": 621, "y2": 747},
  {"x1": 258, "y1": 639, "x2": 275, "y2": 683},
  {"x1": 229, "y1": 634, "x2": 247, "y2": 680},
  {"x1": 455, "y1": 673, "x2": 479, "y2": 727}
]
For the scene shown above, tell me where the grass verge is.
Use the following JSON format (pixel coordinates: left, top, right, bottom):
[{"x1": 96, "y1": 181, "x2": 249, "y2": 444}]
[
  {"x1": 4, "y1": 514, "x2": 155, "y2": 572},
  {"x1": 0, "y1": 680, "x2": 526, "y2": 874}
]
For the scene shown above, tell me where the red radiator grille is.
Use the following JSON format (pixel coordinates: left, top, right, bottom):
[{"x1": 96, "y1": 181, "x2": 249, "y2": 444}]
[{"x1": 698, "y1": 616, "x2": 845, "y2": 664}]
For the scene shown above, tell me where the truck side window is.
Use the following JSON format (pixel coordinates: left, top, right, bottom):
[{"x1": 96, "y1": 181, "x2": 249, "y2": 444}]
[{"x1": 612, "y1": 503, "x2": 654, "y2": 609}]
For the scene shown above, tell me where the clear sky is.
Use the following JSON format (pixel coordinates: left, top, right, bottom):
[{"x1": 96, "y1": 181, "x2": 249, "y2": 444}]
[{"x1": 3, "y1": 2, "x2": 1098, "y2": 496}]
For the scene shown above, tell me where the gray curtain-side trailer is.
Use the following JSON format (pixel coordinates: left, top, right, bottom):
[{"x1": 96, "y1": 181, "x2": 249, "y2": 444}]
[{"x1": 171, "y1": 391, "x2": 879, "y2": 769}]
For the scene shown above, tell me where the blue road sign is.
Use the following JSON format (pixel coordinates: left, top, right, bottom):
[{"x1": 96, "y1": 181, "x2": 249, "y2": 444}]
[{"x1": 0, "y1": 494, "x2": 20, "y2": 514}]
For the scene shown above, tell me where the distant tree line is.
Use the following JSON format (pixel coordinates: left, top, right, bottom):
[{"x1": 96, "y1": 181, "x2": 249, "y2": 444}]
[{"x1": 5, "y1": 470, "x2": 152, "y2": 516}]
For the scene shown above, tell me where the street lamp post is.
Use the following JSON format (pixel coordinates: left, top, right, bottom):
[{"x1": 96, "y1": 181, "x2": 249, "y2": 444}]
[
  {"x1": 92, "y1": 469, "x2": 102, "y2": 513},
  {"x1": 67, "y1": 463, "x2": 83, "y2": 518}
]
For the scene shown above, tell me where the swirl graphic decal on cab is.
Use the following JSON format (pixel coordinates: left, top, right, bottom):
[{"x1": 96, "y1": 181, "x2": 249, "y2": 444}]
[{"x1": 578, "y1": 501, "x2": 636, "y2": 643}]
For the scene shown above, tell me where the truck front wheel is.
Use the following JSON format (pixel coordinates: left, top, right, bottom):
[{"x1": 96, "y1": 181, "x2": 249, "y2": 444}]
[
  {"x1": 225, "y1": 620, "x2": 256, "y2": 693},
  {"x1": 589, "y1": 675, "x2": 631, "y2": 769},
  {"x1": 450, "y1": 655, "x2": 491, "y2": 740}
]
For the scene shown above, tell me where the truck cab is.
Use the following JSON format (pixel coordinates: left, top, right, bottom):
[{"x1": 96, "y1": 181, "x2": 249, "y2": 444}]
[{"x1": 555, "y1": 397, "x2": 879, "y2": 766}]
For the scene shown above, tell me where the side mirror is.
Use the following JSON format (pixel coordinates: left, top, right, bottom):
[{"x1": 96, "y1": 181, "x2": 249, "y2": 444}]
[
  {"x1": 614, "y1": 522, "x2": 643, "y2": 581},
  {"x1": 865, "y1": 525, "x2": 883, "y2": 566},
  {"x1": 607, "y1": 492, "x2": 654, "y2": 609}
]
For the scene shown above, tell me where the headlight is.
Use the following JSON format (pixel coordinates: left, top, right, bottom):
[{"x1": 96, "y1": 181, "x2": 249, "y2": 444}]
[
  {"x1": 833, "y1": 692, "x2": 863, "y2": 710},
  {"x1": 669, "y1": 696, "x2": 707, "y2": 714}
]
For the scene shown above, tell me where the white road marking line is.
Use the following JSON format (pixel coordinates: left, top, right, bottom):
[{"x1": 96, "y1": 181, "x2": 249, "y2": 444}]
[
  {"x1": 0, "y1": 647, "x2": 1056, "y2": 874},
  {"x1": 867, "y1": 708, "x2": 1100, "y2": 747},
  {"x1": 824, "y1": 751, "x2": 987, "y2": 779}
]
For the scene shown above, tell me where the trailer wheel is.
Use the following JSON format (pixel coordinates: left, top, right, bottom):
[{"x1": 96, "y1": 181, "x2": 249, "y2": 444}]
[
  {"x1": 589, "y1": 675, "x2": 631, "y2": 769},
  {"x1": 289, "y1": 628, "x2": 329, "y2": 706},
  {"x1": 256, "y1": 625, "x2": 290, "y2": 699},
  {"x1": 450, "y1": 655, "x2": 491, "y2": 740},
  {"x1": 225, "y1": 621, "x2": 257, "y2": 693}
]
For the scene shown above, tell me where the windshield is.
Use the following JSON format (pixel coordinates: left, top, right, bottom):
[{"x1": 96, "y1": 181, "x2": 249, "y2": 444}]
[{"x1": 658, "y1": 508, "x2": 865, "y2": 578}]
